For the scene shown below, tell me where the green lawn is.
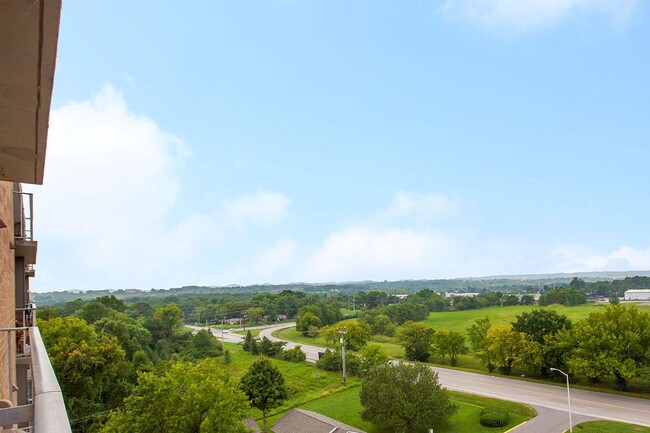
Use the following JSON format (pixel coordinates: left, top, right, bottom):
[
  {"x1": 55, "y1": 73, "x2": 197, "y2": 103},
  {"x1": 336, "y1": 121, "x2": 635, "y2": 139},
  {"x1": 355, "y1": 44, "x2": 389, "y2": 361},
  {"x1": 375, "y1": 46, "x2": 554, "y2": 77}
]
[
  {"x1": 233, "y1": 327, "x2": 266, "y2": 337},
  {"x1": 223, "y1": 341, "x2": 537, "y2": 433},
  {"x1": 571, "y1": 421, "x2": 650, "y2": 432},
  {"x1": 269, "y1": 386, "x2": 535, "y2": 433},
  {"x1": 220, "y1": 341, "x2": 359, "y2": 421},
  {"x1": 421, "y1": 304, "x2": 650, "y2": 335},
  {"x1": 273, "y1": 326, "x2": 330, "y2": 347}
]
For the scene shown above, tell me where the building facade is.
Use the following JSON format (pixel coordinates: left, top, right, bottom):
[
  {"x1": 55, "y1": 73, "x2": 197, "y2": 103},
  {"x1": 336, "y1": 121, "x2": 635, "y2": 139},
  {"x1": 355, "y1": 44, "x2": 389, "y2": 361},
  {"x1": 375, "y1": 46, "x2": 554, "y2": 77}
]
[
  {"x1": 0, "y1": 0, "x2": 70, "y2": 431},
  {"x1": 624, "y1": 290, "x2": 650, "y2": 301}
]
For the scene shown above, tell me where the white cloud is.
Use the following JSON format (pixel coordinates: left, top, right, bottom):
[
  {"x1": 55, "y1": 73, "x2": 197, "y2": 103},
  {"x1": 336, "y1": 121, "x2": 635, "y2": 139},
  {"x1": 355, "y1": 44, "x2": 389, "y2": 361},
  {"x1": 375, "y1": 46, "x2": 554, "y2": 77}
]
[
  {"x1": 253, "y1": 239, "x2": 301, "y2": 279},
  {"x1": 439, "y1": 0, "x2": 638, "y2": 31},
  {"x1": 304, "y1": 227, "x2": 460, "y2": 282},
  {"x1": 220, "y1": 190, "x2": 291, "y2": 229},
  {"x1": 554, "y1": 245, "x2": 650, "y2": 271},
  {"x1": 28, "y1": 84, "x2": 292, "y2": 290},
  {"x1": 297, "y1": 191, "x2": 464, "y2": 282}
]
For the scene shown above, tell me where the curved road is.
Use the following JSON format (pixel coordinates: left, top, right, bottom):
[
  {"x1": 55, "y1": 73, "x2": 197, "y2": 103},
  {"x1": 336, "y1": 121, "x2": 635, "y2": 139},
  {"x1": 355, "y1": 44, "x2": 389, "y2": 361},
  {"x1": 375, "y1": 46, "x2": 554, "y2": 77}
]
[
  {"x1": 259, "y1": 323, "x2": 650, "y2": 432},
  {"x1": 189, "y1": 323, "x2": 650, "y2": 432}
]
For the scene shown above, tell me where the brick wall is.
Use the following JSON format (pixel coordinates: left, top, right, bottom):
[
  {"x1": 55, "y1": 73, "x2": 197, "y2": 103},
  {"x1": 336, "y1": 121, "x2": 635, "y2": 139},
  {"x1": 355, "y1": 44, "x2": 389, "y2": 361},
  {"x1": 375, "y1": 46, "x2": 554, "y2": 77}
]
[{"x1": 0, "y1": 181, "x2": 16, "y2": 402}]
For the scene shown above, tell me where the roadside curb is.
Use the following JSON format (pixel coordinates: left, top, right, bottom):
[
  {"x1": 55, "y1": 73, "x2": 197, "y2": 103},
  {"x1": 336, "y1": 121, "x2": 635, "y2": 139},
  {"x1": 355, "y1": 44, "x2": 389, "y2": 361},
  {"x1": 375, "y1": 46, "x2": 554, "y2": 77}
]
[{"x1": 504, "y1": 420, "x2": 529, "y2": 433}]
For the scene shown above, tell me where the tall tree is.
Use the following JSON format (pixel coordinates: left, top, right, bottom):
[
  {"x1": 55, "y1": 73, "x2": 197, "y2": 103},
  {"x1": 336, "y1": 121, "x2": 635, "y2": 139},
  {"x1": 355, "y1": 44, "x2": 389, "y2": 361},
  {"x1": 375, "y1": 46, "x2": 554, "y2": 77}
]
[
  {"x1": 482, "y1": 327, "x2": 541, "y2": 375},
  {"x1": 432, "y1": 330, "x2": 468, "y2": 366},
  {"x1": 239, "y1": 358, "x2": 289, "y2": 433},
  {"x1": 511, "y1": 309, "x2": 571, "y2": 344},
  {"x1": 322, "y1": 321, "x2": 371, "y2": 351},
  {"x1": 40, "y1": 317, "x2": 127, "y2": 432},
  {"x1": 567, "y1": 305, "x2": 650, "y2": 389},
  {"x1": 398, "y1": 321, "x2": 435, "y2": 362},
  {"x1": 360, "y1": 363, "x2": 457, "y2": 433},
  {"x1": 101, "y1": 359, "x2": 249, "y2": 433}
]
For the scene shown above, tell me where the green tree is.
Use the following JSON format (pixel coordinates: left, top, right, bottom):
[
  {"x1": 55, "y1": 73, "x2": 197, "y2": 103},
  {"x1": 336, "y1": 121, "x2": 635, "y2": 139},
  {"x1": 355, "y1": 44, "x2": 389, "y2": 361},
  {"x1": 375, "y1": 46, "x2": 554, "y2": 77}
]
[
  {"x1": 358, "y1": 344, "x2": 389, "y2": 375},
  {"x1": 101, "y1": 359, "x2": 249, "y2": 433},
  {"x1": 296, "y1": 312, "x2": 322, "y2": 336},
  {"x1": 519, "y1": 294, "x2": 535, "y2": 305},
  {"x1": 370, "y1": 314, "x2": 397, "y2": 336},
  {"x1": 94, "y1": 310, "x2": 153, "y2": 360},
  {"x1": 567, "y1": 305, "x2": 650, "y2": 389},
  {"x1": 240, "y1": 358, "x2": 289, "y2": 433},
  {"x1": 360, "y1": 363, "x2": 457, "y2": 433},
  {"x1": 40, "y1": 317, "x2": 127, "y2": 432},
  {"x1": 76, "y1": 299, "x2": 109, "y2": 324},
  {"x1": 398, "y1": 321, "x2": 435, "y2": 362},
  {"x1": 322, "y1": 321, "x2": 371, "y2": 351},
  {"x1": 483, "y1": 327, "x2": 541, "y2": 375},
  {"x1": 185, "y1": 329, "x2": 223, "y2": 359},
  {"x1": 246, "y1": 307, "x2": 265, "y2": 324},
  {"x1": 432, "y1": 330, "x2": 468, "y2": 366},
  {"x1": 467, "y1": 316, "x2": 491, "y2": 352},
  {"x1": 511, "y1": 309, "x2": 572, "y2": 344},
  {"x1": 569, "y1": 277, "x2": 586, "y2": 291},
  {"x1": 538, "y1": 288, "x2": 586, "y2": 306}
]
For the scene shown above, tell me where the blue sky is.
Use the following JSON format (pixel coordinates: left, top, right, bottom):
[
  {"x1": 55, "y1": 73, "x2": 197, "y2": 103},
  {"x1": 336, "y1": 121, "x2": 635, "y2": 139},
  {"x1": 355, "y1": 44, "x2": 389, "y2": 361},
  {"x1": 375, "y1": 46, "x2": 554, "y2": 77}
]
[{"x1": 28, "y1": 0, "x2": 650, "y2": 291}]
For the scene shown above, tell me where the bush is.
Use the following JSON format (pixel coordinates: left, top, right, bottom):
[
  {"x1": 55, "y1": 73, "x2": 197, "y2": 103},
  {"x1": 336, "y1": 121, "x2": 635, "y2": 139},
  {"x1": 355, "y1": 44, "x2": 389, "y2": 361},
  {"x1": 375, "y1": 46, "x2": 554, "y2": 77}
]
[
  {"x1": 480, "y1": 407, "x2": 510, "y2": 427},
  {"x1": 282, "y1": 345, "x2": 306, "y2": 363}
]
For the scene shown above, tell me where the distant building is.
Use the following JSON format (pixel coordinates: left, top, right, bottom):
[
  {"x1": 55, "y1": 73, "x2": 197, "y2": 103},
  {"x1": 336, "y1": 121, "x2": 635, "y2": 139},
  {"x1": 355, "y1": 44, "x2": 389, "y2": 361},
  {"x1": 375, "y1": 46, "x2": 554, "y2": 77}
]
[
  {"x1": 446, "y1": 292, "x2": 480, "y2": 299},
  {"x1": 273, "y1": 409, "x2": 366, "y2": 433},
  {"x1": 624, "y1": 290, "x2": 650, "y2": 301}
]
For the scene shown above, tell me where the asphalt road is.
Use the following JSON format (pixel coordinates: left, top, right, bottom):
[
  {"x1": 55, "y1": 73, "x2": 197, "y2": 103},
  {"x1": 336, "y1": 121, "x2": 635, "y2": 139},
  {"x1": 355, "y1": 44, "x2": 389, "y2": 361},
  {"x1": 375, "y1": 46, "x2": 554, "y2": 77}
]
[
  {"x1": 258, "y1": 323, "x2": 650, "y2": 432},
  {"x1": 191, "y1": 322, "x2": 650, "y2": 432}
]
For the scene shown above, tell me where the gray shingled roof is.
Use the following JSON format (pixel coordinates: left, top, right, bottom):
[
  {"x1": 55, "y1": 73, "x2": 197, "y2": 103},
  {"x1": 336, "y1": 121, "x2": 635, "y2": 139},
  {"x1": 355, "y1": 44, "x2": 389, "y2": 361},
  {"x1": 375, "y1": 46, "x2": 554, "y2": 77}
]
[{"x1": 272, "y1": 409, "x2": 366, "y2": 433}]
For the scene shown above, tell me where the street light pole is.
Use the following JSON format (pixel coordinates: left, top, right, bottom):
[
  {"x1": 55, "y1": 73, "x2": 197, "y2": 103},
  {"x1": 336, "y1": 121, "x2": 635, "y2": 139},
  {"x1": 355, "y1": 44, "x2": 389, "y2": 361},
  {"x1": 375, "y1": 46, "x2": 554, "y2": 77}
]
[
  {"x1": 338, "y1": 327, "x2": 348, "y2": 385},
  {"x1": 550, "y1": 368, "x2": 572, "y2": 433}
]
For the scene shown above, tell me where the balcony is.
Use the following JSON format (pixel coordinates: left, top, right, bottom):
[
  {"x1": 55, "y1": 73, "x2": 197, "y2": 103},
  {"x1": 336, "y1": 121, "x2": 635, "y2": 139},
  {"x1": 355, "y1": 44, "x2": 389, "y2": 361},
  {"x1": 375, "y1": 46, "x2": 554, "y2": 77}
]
[
  {"x1": 13, "y1": 191, "x2": 37, "y2": 265},
  {"x1": 0, "y1": 308, "x2": 72, "y2": 433}
]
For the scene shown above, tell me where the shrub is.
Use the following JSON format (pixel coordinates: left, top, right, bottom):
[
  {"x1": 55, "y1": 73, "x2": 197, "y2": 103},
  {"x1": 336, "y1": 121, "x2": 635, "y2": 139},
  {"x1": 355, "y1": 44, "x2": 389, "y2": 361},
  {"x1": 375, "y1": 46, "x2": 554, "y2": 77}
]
[
  {"x1": 480, "y1": 407, "x2": 510, "y2": 427},
  {"x1": 282, "y1": 346, "x2": 306, "y2": 363}
]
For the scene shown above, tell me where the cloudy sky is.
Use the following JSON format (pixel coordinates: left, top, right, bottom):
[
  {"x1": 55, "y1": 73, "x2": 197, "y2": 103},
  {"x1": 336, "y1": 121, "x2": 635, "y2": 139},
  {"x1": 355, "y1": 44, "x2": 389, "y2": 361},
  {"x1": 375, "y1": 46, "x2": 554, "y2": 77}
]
[{"x1": 27, "y1": 0, "x2": 650, "y2": 291}]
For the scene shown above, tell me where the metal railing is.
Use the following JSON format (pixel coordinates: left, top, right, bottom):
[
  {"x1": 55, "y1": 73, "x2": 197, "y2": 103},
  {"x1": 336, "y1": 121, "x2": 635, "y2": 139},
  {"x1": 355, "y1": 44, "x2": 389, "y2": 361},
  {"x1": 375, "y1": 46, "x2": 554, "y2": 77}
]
[
  {"x1": 0, "y1": 308, "x2": 71, "y2": 433},
  {"x1": 13, "y1": 191, "x2": 34, "y2": 241}
]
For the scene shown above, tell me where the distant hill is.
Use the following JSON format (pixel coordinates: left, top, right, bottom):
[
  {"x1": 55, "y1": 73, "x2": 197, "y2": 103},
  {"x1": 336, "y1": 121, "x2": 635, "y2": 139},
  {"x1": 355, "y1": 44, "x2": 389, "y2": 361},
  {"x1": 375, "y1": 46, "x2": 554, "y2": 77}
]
[{"x1": 31, "y1": 270, "x2": 650, "y2": 306}]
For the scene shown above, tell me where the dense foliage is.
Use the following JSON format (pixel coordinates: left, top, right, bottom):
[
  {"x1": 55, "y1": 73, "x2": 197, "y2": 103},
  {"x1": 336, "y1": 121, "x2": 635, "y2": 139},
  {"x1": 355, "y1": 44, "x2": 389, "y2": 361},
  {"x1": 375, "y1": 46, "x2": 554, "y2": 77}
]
[
  {"x1": 360, "y1": 363, "x2": 457, "y2": 433},
  {"x1": 100, "y1": 359, "x2": 249, "y2": 433}
]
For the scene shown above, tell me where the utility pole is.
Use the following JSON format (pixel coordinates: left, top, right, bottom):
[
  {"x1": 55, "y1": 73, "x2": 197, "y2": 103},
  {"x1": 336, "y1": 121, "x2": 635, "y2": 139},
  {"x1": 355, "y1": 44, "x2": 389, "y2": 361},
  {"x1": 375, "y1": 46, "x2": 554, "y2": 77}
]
[
  {"x1": 338, "y1": 327, "x2": 348, "y2": 385},
  {"x1": 221, "y1": 317, "x2": 224, "y2": 343},
  {"x1": 352, "y1": 296, "x2": 356, "y2": 312}
]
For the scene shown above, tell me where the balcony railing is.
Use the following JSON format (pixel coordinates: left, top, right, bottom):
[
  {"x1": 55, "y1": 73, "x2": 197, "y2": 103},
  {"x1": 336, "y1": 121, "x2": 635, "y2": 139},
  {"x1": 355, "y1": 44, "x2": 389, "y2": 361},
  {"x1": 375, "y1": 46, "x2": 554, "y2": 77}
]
[
  {"x1": 13, "y1": 191, "x2": 34, "y2": 242},
  {"x1": 0, "y1": 308, "x2": 72, "y2": 433}
]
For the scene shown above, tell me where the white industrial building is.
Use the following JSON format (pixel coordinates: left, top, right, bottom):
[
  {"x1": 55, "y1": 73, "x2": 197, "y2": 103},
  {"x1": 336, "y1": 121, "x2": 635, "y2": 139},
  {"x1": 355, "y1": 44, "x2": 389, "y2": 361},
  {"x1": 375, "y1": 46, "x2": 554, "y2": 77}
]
[{"x1": 624, "y1": 289, "x2": 650, "y2": 301}]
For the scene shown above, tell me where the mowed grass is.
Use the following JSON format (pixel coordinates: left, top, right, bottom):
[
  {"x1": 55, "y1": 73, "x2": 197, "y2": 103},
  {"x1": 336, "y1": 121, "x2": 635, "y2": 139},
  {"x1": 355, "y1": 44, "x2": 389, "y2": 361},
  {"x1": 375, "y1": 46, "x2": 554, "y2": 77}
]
[
  {"x1": 220, "y1": 342, "x2": 358, "y2": 421},
  {"x1": 273, "y1": 324, "x2": 406, "y2": 359},
  {"x1": 269, "y1": 386, "x2": 534, "y2": 433},
  {"x1": 571, "y1": 421, "x2": 650, "y2": 432},
  {"x1": 273, "y1": 326, "x2": 329, "y2": 347},
  {"x1": 422, "y1": 303, "x2": 650, "y2": 335}
]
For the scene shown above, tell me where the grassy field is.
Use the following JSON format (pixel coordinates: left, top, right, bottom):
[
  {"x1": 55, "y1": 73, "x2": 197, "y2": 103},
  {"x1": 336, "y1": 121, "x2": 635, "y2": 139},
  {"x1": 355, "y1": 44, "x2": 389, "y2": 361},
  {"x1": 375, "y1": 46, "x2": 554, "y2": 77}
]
[
  {"x1": 274, "y1": 303, "x2": 650, "y2": 362},
  {"x1": 233, "y1": 327, "x2": 265, "y2": 337},
  {"x1": 222, "y1": 340, "x2": 536, "y2": 433},
  {"x1": 220, "y1": 341, "x2": 359, "y2": 422},
  {"x1": 422, "y1": 303, "x2": 650, "y2": 335},
  {"x1": 571, "y1": 421, "x2": 650, "y2": 432},
  {"x1": 269, "y1": 386, "x2": 534, "y2": 433}
]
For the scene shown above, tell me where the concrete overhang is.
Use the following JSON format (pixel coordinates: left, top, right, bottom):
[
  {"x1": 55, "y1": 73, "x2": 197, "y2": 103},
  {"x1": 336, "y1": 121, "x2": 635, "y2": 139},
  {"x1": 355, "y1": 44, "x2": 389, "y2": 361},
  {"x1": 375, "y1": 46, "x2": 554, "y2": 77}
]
[
  {"x1": 0, "y1": 0, "x2": 62, "y2": 185},
  {"x1": 15, "y1": 239, "x2": 37, "y2": 265}
]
